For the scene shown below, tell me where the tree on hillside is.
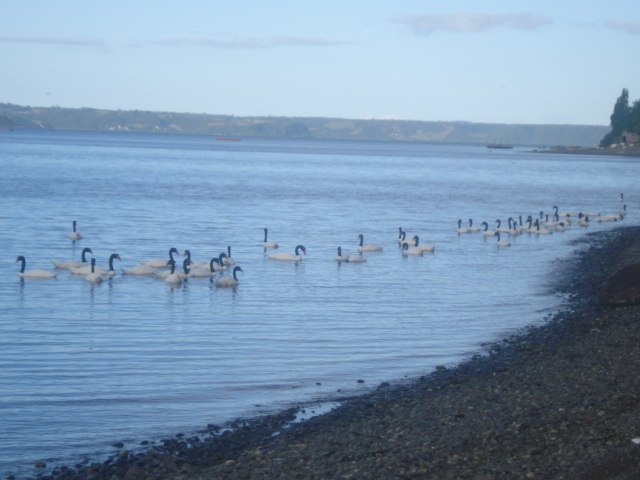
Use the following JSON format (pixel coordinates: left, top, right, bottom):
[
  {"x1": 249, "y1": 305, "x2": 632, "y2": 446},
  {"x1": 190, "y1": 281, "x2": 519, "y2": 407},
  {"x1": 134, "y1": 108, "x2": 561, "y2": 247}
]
[{"x1": 600, "y1": 88, "x2": 634, "y2": 146}]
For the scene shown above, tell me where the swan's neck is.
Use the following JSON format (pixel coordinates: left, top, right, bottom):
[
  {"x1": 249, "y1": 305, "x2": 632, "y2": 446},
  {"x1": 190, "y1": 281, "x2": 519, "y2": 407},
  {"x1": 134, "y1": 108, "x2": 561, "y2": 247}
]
[
  {"x1": 233, "y1": 268, "x2": 239, "y2": 281},
  {"x1": 358, "y1": 235, "x2": 363, "y2": 246},
  {"x1": 413, "y1": 235, "x2": 419, "y2": 246},
  {"x1": 337, "y1": 247, "x2": 342, "y2": 256},
  {"x1": 183, "y1": 260, "x2": 190, "y2": 275},
  {"x1": 169, "y1": 249, "x2": 176, "y2": 262},
  {"x1": 19, "y1": 257, "x2": 26, "y2": 273},
  {"x1": 496, "y1": 220, "x2": 501, "y2": 228},
  {"x1": 264, "y1": 229, "x2": 268, "y2": 242},
  {"x1": 227, "y1": 246, "x2": 232, "y2": 257},
  {"x1": 90, "y1": 259, "x2": 96, "y2": 273},
  {"x1": 109, "y1": 255, "x2": 115, "y2": 271},
  {"x1": 72, "y1": 221, "x2": 77, "y2": 233}
]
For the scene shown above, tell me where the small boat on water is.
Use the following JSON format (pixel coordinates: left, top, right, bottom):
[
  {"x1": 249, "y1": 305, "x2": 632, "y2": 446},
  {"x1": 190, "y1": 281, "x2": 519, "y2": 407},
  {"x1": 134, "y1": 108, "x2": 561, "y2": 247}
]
[{"x1": 487, "y1": 143, "x2": 513, "y2": 149}]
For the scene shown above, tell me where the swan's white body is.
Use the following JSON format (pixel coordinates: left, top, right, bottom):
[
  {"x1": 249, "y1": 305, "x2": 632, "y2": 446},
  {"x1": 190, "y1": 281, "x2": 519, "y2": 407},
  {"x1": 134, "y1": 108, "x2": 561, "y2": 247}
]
[
  {"x1": 467, "y1": 219, "x2": 480, "y2": 232},
  {"x1": 16, "y1": 256, "x2": 57, "y2": 279},
  {"x1": 418, "y1": 243, "x2": 436, "y2": 253},
  {"x1": 357, "y1": 234, "x2": 383, "y2": 252},
  {"x1": 122, "y1": 264, "x2": 158, "y2": 275},
  {"x1": 347, "y1": 254, "x2": 367, "y2": 263},
  {"x1": 215, "y1": 266, "x2": 242, "y2": 288},
  {"x1": 596, "y1": 214, "x2": 620, "y2": 223},
  {"x1": 268, "y1": 245, "x2": 306, "y2": 262}
]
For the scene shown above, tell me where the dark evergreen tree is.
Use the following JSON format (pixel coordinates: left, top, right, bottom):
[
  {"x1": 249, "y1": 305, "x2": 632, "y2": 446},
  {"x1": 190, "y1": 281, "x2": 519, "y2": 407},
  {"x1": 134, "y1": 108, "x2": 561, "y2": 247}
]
[{"x1": 600, "y1": 88, "x2": 631, "y2": 146}]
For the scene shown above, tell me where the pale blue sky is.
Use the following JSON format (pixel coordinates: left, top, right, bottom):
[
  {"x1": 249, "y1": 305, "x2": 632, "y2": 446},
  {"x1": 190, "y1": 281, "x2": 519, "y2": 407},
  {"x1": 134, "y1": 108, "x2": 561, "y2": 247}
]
[{"x1": 1, "y1": 0, "x2": 639, "y2": 125}]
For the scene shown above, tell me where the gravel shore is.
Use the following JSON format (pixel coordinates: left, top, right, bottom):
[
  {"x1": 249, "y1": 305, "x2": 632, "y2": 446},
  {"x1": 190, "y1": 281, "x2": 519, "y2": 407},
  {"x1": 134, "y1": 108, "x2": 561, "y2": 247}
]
[{"x1": 24, "y1": 226, "x2": 640, "y2": 480}]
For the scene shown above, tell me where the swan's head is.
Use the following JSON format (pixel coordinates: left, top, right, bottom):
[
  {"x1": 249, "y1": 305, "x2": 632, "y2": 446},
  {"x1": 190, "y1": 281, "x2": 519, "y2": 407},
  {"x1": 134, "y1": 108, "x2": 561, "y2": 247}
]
[
  {"x1": 481, "y1": 221, "x2": 488, "y2": 230},
  {"x1": 16, "y1": 255, "x2": 25, "y2": 263},
  {"x1": 183, "y1": 249, "x2": 191, "y2": 259},
  {"x1": 413, "y1": 235, "x2": 419, "y2": 246},
  {"x1": 81, "y1": 247, "x2": 93, "y2": 262},
  {"x1": 553, "y1": 205, "x2": 558, "y2": 212},
  {"x1": 468, "y1": 219, "x2": 473, "y2": 226},
  {"x1": 233, "y1": 266, "x2": 243, "y2": 277},
  {"x1": 295, "y1": 245, "x2": 306, "y2": 256},
  {"x1": 219, "y1": 252, "x2": 228, "y2": 264},
  {"x1": 109, "y1": 253, "x2": 122, "y2": 262},
  {"x1": 169, "y1": 247, "x2": 179, "y2": 259}
]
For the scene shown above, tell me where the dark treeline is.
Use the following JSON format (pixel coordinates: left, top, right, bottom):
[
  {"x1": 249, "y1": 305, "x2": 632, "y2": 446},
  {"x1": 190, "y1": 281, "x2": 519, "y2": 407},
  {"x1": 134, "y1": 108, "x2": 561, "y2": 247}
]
[{"x1": 600, "y1": 88, "x2": 640, "y2": 146}]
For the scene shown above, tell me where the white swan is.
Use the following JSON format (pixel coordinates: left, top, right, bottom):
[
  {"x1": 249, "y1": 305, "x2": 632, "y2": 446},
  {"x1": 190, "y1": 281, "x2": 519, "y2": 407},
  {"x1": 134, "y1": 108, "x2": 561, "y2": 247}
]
[
  {"x1": 495, "y1": 219, "x2": 511, "y2": 234},
  {"x1": 215, "y1": 266, "x2": 243, "y2": 288},
  {"x1": 456, "y1": 219, "x2": 470, "y2": 234},
  {"x1": 357, "y1": 234, "x2": 383, "y2": 252},
  {"x1": 467, "y1": 219, "x2": 480, "y2": 232},
  {"x1": 84, "y1": 258, "x2": 103, "y2": 284},
  {"x1": 183, "y1": 249, "x2": 208, "y2": 269},
  {"x1": 263, "y1": 228, "x2": 279, "y2": 249},
  {"x1": 402, "y1": 243, "x2": 423, "y2": 256},
  {"x1": 140, "y1": 247, "x2": 179, "y2": 269},
  {"x1": 122, "y1": 263, "x2": 158, "y2": 275},
  {"x1": 52, "y1": 247, "x2": 93, "y2": 269},
  {"x1": 16, "y1": 256, "x2": 57, "y2": 279},
  {"x1": 68, "y1": 220, "x2": 82, "y2": 240},
  {"x1": 494, "y1": 232, "x2": 511, "y2": 248},
  {"x1": 268, "y1": 244, "x2": 306, "y2": 261},
  {"x1": 335, "y1": 247, "x2": 350, "y2": 262}
]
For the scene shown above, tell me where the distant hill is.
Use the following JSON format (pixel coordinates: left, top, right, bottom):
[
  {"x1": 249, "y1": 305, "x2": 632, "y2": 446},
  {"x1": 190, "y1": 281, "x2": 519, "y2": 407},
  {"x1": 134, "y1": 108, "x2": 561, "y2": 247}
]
[{"x1": 0, "y1": 102, "x2": 609, "y2": 147}]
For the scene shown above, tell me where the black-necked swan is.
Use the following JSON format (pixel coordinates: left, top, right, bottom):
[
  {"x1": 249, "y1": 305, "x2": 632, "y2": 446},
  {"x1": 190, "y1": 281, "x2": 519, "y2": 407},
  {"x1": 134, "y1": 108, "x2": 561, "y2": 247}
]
[
  {"x1": 73, "y1": 252, "x2": 121, "y2": 276},
  {"x1": 494, "y1": 232, "x2": 511, "y2": 248},
  {"x1": 69, "y1": 220, "x2": 82, "y2": 241},
  {"x1": 16, "y1": 256, "x2": 57, "y2": 279},
  {"x1": 84, "y1": 258, "x2": 103, "y2": 284},
  {"x1": 141, "y1": 247, "x2": 179, "y2": 268},
  {"x1": 414, "y1": 235, "x2": 435, "y2": 253},
  {"x1": 456, "y1": 219, "x2": 469, "y2": 234},
  {"x1": 357, "y1": 234, "x2": 383, "y2": 252},
  {"x1": 402, "y1": 242, "x2": 423, "y2": 256},
  {"x1": 268, "y1": 244, "x2": 306, "y2": 261},
  {"x1": 263, "y1": 228, "x2": 279, "y2": 249},
  {"x1": 336, "y1": 247, "x2": 350, "y2": 262},
  {"x1": 215, "y1": 266, "x2": 243, "y2": 288},
  {"x1": 190, "y1": 257, "x2": 224, "y2": 277},
  {"x1": 52, "y1": 247, "x2": 93, "y2": 269},
  {"x1": 533, "y1": 219, "x2": 552, "y2": 235},
  {"x1": 481, "y1": 221, "x2": 495, "y2": 237},
  {"x1": 467, "y1": 219, "x2": 480, "y2": 232},
  {"x1": 223, "y1": 246, "x2": 235, "y2": 266},
  {"x1": 183, "y1": 249, "x2": 208, "y2": 269},
  {"x1": 165, "y1": 258, "x2": 190, "y2": 284}
]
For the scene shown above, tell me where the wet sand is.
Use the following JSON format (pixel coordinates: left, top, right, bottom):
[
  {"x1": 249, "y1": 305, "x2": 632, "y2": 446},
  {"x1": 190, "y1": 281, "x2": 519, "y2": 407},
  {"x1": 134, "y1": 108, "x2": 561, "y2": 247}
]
[{"x1": 24, "y1": 226, "x2": 640, "y2": 480}]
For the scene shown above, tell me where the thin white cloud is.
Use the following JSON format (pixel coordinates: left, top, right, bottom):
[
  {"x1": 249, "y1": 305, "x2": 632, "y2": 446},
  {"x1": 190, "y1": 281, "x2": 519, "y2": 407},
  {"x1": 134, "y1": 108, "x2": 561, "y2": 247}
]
[
  {"x1": 153, "y1": 36, "x2": 351, "y2": 50},
  {"x1": 0, "y1": 35, "x2": 105, "y2": 47},
  {"x1": 606, "y1": 20, "x2": 640, "y2": 35},
  {"x1": 396, "y1": 13, "x2": 553, "y2": 36}
]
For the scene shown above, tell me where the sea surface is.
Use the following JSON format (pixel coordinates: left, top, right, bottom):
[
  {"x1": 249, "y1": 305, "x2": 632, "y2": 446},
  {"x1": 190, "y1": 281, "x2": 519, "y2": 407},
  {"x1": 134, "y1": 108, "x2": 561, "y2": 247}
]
[{"x1": 0, "y1": 130, "x2": 636, "y2": 477}]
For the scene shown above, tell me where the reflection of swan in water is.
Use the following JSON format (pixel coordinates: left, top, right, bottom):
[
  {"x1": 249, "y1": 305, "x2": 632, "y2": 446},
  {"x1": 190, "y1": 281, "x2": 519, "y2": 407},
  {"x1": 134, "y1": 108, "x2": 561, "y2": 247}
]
[
  {"x1": 16, "y1": 256, "x2": 57, "y2": 279},
  {"x1": 215, "y1": 266, "x2": 243, "y2": 288}
]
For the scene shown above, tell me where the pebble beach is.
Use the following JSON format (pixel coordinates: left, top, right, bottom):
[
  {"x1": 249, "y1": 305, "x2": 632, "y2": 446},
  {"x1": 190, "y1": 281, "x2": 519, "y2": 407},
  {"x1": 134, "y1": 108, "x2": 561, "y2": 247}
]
[{"x1": 17, "y1": 226, "x2": 640, "y2": 480}]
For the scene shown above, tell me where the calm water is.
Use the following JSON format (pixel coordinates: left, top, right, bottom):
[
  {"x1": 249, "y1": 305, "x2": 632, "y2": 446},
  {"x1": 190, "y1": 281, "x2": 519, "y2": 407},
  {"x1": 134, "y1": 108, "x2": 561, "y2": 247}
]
[{"x1": 0, "y1": 130, "x2": 636, "y2": 477}]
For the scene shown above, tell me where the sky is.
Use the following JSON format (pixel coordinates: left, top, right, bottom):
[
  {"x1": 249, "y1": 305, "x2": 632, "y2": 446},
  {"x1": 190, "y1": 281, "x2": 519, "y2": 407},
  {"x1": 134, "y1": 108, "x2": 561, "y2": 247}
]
[{"x1": 1, "y1": 0, "x2": 639, "y2": 125}]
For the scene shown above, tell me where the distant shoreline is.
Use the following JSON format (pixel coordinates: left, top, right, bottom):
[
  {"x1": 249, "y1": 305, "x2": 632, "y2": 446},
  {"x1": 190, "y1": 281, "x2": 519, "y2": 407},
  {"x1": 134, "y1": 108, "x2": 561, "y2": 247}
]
[{"x1": 534, "y1": 145, "x2": 640, "y2": 158}]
